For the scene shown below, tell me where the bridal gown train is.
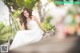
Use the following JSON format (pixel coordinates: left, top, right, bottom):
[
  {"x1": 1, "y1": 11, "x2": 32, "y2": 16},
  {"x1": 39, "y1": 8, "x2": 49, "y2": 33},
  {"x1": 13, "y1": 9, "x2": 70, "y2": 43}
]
[{"x1": 10, "y1": 19, "x2": 44, "y2": 50}]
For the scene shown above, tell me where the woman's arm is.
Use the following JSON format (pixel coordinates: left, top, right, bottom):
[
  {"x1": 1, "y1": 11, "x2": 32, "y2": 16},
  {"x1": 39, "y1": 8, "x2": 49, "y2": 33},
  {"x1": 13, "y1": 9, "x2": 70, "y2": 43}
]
[
  {"x1": 16, "y1": 17, "x2": 25, "y2": 30},
  {"x1": 32, "y1": 16, "x2": 47, "y2": 32}
]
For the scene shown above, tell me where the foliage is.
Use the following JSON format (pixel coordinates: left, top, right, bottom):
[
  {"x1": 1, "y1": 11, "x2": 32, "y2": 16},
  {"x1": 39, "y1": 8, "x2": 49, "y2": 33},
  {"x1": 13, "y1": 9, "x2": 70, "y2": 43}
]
[
  {"x1": 42, "y1": 16, "x2": 54, "y2": 31},
  {"x1": 12, "y1": 10, "x2": 21, "y2": 30},
  {"x1": 0, "y1": 22, "x2": 12, "y2": 44},
  {"x1": 13, "y1": 10, "x2": 21, "y2": 18},
  {"x1": 16, "y1": 0, "x2": 39, "y2": 11},
  {"x1": 10, "y1": 13, "x2": 20, "y2": 36},
  {"x1": 3, "y1": 0, "x2": 38, "y2": 11},
  {"x1": 3, "y1": 0, "x2": 19, "y2": 10}
]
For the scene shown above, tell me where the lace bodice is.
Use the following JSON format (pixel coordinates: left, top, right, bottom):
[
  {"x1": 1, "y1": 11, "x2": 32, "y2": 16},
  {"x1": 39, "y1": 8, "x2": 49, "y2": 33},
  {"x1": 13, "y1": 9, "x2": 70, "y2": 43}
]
[{"x1": 27, "y1": 20, "x2": 40, "y2": 30}]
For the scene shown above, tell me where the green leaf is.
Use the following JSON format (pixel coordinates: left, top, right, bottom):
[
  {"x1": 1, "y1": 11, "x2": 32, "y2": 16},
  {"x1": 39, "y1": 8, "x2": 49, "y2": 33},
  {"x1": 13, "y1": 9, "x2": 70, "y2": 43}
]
[
  {"x1": 0, "y1": 22, "x2": 12, "y2": 44},
  {"x1": 16, "y1": 0, "x2": 39, "y2": 10}
]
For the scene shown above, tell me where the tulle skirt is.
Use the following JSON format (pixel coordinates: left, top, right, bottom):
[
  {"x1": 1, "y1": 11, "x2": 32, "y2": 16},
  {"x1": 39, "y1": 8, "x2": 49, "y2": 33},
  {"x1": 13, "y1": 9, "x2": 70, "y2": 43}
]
[{"x1": 10, "y1": 29, "x2": 43, "y2": 50}]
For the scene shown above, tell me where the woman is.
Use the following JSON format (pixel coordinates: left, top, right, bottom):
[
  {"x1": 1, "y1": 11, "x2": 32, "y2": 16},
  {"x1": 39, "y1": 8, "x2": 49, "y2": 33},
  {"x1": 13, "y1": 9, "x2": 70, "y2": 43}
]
[{"x1": 10, "y1": 8, "x2": 46, "y2": 50}]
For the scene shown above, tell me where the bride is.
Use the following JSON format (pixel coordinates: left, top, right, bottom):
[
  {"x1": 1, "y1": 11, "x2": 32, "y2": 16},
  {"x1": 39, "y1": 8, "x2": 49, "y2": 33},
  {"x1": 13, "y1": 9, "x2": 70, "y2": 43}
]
[{"x1": 10, "y1": 8, "x2": 46, "y2": 50}]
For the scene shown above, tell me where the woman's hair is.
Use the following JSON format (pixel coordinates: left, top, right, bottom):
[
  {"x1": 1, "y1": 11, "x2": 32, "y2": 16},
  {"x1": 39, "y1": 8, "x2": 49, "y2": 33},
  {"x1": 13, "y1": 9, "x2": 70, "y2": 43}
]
[{"x1": 20, "y1": 8, "x2": 32, "y2": 30}]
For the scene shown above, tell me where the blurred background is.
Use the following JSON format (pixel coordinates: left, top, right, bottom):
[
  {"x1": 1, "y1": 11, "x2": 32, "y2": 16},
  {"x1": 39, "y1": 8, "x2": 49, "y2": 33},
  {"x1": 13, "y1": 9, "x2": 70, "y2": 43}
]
[{"x1": 0, "y1": 0, "x2": 80, "y2": 45}]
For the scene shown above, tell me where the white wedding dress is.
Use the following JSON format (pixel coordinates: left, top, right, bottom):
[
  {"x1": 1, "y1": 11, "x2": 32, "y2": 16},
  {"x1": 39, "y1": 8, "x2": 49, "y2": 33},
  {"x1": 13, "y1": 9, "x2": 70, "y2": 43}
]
[{"x1": 10, "y1": 19, "x2": 44, "y2": 50}]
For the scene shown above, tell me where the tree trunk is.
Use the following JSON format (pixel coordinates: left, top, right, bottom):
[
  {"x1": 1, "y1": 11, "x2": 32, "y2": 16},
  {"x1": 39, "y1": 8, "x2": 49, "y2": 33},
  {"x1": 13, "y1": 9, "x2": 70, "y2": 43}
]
[{"x1": 37, "y1": 0, "x2": 44, "y2": 22}]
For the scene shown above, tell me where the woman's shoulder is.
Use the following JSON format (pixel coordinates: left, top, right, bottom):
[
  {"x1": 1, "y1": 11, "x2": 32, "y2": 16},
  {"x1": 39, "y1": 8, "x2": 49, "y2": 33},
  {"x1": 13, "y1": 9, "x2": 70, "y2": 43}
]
[{"x1": 31, "y1": 15, "x2": 37, "y2": 20}]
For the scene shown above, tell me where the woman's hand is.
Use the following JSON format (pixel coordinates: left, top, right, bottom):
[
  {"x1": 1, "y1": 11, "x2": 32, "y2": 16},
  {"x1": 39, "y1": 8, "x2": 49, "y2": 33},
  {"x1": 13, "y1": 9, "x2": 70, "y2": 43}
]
[
  {"x1": 43, "y1": 29, "x2": 48, "y2": 33},
  {"x1": 20, "y1": 23, "x2": 25, "y2": 30}
]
